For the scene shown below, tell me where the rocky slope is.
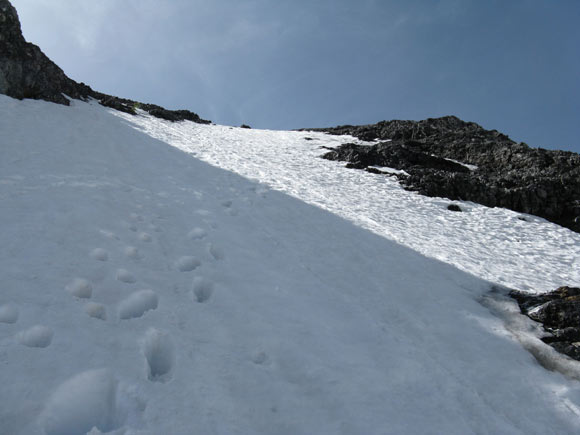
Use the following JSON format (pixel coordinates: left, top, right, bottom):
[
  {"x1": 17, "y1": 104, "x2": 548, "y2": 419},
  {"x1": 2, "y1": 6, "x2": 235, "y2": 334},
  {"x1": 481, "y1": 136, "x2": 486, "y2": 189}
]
[
  {"x1": 0, "y1": 0, "x2": 209, "y2": 124},
  {"x1": 313, "y1": 117, "x2": 580, "y2": 233}
]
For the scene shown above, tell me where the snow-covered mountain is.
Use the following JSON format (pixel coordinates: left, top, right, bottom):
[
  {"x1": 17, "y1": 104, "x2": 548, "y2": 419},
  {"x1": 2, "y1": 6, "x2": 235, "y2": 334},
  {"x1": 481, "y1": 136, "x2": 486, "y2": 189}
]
[
  {"x1": 2, "y1": 94, "x2": 580, "y2": 435},
  {"x1": 3, "y1": 0, "x2": 580, "y2": 433}
]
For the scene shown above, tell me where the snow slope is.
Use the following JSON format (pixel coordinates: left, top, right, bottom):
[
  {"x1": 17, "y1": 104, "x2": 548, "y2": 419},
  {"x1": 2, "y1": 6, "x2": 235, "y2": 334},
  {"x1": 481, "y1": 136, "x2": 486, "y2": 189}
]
[
  {"x1": 1, "y1": 95, "x2": 580, "y2": 434},
  {"x1": 120, "y1": 111, "x2": 580, "y2": 294}
]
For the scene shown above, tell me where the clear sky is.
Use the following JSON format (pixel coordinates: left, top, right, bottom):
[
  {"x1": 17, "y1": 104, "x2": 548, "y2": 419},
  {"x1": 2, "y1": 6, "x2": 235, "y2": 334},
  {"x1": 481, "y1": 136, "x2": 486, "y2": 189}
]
[{"x1": 11, "y1": 0, "x2": 580, "y2": 152}]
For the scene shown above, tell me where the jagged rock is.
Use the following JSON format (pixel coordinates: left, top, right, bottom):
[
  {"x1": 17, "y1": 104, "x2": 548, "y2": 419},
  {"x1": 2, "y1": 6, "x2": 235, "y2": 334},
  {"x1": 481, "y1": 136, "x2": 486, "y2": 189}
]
[
  {"x1": 511, "y1": 287, "x2": 580, "y2": 361},
  {"x1": 0, "y1": 0, "x2": 210, "y2": 124},
  {"x1": 240, "y1": 124, "x2": 251, "y2": 129},
  {"x1": 314, "y1": 116, "x2": 580, "y2": 233},
  {"x1": 0, "y1": 0, "x2": 92, "y2": 104}
]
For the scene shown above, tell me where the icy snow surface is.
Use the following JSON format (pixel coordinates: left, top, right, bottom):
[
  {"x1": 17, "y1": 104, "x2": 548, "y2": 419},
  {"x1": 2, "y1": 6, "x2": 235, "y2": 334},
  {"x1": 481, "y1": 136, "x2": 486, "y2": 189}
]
[
  {"x1": 122, "y1": 110, "x2": 580, "y2": 293},
  {"x1": 1, "y1": 95, "x2": 580, "y2": 434}
]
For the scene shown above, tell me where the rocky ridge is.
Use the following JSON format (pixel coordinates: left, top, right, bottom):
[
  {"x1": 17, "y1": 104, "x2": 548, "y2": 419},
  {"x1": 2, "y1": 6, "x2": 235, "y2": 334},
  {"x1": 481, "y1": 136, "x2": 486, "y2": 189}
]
[
  {"x1": 312, "y1": 117, "x2": 580, "y2": 233},
  {"x1": 0, "y1": 0, "x2": 209, "y2": 124}
]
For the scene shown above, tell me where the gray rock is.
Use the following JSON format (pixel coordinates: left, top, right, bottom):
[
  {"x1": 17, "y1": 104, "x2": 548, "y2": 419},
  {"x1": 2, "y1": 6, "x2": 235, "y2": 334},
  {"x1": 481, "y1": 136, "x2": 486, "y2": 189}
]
[
  {"x1": 314, "y1": 116, "x2": 580, "y2": 233},
  {"x1": 0, "y1": 0, "x2": 210, "y2": 124},
  {"x1": 511, "y1": 287, "x2": 580, "y2": 361}
]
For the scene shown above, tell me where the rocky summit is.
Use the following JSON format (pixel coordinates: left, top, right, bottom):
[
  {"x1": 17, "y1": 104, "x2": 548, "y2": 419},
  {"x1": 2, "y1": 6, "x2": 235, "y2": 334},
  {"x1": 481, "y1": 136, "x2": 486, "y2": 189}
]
[
  {"x1": 315, "y1": 117, "x2": 580, "y2": 233},
  {"x1": 0, "y1": 0, "x2": 209, "y2": 124}
]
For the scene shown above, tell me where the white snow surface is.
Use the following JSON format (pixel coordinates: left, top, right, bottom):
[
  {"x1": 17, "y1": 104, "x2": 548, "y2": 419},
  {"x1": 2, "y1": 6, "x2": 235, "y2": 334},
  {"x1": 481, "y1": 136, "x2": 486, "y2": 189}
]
[
  {"x1": 1, "y1": 95, "x2": 580, "y2": 434},
  {"x1": 122, "y1": 109, "x2": 580, "y2": 293}
]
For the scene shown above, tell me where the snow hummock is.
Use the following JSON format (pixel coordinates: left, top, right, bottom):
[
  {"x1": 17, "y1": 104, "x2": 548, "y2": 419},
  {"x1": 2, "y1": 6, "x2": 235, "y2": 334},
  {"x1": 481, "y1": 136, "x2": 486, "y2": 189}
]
[{"x1": 2, "y1": 94, "x2": 580, "y2": 434}]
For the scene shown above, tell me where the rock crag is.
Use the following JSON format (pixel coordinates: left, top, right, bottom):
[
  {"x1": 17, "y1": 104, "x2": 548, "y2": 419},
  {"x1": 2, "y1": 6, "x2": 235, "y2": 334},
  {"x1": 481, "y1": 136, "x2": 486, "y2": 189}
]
[
  {"x1": 0, "y1": 0, "x2": 209, "y2": 124},
  {"x1": 313, "y1": 116, "x2": 580, "y2": 232}
]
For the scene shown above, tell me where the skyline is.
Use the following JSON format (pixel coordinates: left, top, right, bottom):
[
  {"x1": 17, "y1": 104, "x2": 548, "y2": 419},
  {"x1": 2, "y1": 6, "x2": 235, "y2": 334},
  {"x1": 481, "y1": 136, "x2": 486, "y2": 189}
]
[{"x1": 11, "y1": 0, "x2": 580, "y2": 153}]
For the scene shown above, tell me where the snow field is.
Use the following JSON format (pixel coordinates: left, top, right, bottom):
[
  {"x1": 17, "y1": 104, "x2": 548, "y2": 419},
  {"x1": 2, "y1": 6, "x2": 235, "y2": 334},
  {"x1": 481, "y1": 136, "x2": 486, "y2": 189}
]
[
  {"x1": 123, "y1": 111, "x2": 580, "y2": 293},
  {"x1": 1, "y1": 95, "x2": 580, "y2": 433}
]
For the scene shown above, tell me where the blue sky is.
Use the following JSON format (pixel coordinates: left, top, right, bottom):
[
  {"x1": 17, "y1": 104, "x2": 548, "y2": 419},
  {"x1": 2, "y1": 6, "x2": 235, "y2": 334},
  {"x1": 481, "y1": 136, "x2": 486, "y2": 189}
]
[{"x1": 12, "y1": 0, "x2": 580, "y2": 152}]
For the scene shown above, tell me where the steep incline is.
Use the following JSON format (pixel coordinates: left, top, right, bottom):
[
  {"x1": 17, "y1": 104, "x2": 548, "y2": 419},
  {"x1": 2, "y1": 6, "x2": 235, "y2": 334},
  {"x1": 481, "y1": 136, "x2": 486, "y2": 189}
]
[{"x1": 2, "y1": 96, "x2": 580, "y2": 434}]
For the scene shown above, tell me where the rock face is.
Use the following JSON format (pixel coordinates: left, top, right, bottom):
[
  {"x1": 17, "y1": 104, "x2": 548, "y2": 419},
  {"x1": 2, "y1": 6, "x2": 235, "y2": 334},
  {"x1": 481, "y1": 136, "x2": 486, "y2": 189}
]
[
  {"x1": 511, "y1": 287, "x2": 580, "y2": 361},
  {"x1": 0, "y1": 0, "x2": 209, "y2": 124},
  {"x1": 0, "y1": 0, "x2": 92, "y2": 104},
  {"x1": 315, "y1": 116, "x2": 580, "y2": 233}
]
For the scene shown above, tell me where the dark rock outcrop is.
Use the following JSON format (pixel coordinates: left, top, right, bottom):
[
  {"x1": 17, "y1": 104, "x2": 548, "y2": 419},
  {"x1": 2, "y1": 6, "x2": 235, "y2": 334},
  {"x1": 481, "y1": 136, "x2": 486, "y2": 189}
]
[
  {"x1": 313, "y1": 116, "x2": 580, "y2": 233},
  {"x1": 0, "y1": 0, "x2": 209, "y2": 124},
  {"x1": 0, "y1": 0, "x2": 92, "y2": 104},
  {"x1": 511, "y1": 287, "x2": 580, "y2": 361}
]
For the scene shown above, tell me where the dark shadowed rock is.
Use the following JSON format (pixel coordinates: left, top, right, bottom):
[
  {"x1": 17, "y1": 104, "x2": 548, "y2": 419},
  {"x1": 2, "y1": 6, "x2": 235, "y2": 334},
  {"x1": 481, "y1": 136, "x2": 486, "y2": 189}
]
[
  {"x1": 0, "y1": 0, "x2": 92, "y2": 104},
  {"x1": 447, "y1": 204, "x2": 462, "y2": 212},
  {"x1": 240, "y1": 124, "x2": 252, "y2": 129},
  {"x1": 0, "y1": 0, "x2": 210, "y2": 124},
  {"x1": 511, "y1": 287, "x2": 580, "y2": 361},
  {"x1": 312, "y1": 116, "x2": 580, "y2": 233}
]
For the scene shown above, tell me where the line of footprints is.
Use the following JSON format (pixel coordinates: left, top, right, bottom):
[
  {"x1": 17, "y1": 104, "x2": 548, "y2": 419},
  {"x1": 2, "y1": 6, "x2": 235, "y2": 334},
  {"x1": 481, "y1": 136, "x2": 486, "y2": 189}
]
[{"x1": 0, "y1": 211, "x2": 220, "y2": 384}]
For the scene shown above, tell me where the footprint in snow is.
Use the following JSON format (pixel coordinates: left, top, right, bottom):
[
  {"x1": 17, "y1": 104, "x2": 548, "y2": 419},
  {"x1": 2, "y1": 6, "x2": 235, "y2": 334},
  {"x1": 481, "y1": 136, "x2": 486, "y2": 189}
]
[
  {"x1": 187, "y1": 227, "x2": 207, "y2": 240},
  {"x1": 85, "y1": 302, "x2": 107, "y2": 320},
  {"x1": 99, "y1": 229, "x2": 119, "y2": 240},
  {"x1": 207, "y1": 243, "x2": 224, "y2": 260},
  {"x1": 196, "y1": 209, "x2": 211, "y2": 217},
  {"x1": 0, "y1": 304, "x2": 19, "y2": 324},
  {"x1": 142, "y1": 328, "x2": 175, "y2": 382},
  {"x1": 252, "y1": 351, "x2": 269, "y2": 365},
  {"x1": 65, "y1": 278, "x2": 93, "y2": 299},
  {"x1": 116, "y1": 269, "x2": 136, "y2": 284},
  {"x1": 17, "y1": 325, "x2": 53, "y2": 348},
  {"x1": 192, "y1": 277, "x2": 213, "y2": 303},
  {"x1": 175, "y1": 256, "x2": 201, "y2": 272},
  {"x1": 124, "y1": 246, "x2": 141, "y2": 260},
  {"x1": 118, "y1": 290, "x2": 158, "y2": 320},
  {"x1": 39, "y1": 368, "x2": 144, "y2": 435},
  {"x1": 138, "y1": 232, "x2": 152, "y2": 242},
  {"x1": 90, "y1": 248, "x2": 109, "y2": 262}
]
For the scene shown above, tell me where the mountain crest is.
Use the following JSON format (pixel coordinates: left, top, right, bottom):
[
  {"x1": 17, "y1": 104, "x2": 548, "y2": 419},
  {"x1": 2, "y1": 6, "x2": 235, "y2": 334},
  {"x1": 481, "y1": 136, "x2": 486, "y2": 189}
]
[{"x1": 0, "y1": 0, "x2": 209, "y2": 123}]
